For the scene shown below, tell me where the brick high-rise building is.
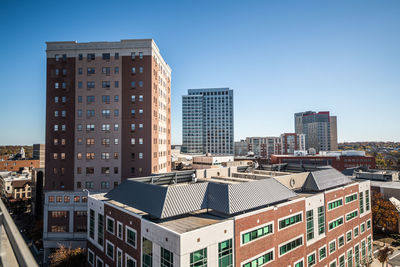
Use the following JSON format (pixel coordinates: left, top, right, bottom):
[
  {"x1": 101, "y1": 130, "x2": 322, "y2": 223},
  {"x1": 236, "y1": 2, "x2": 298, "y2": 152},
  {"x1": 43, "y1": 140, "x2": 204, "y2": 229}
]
[{"x1": 43, "y1": 39, "x2": 171, "y2": 260}]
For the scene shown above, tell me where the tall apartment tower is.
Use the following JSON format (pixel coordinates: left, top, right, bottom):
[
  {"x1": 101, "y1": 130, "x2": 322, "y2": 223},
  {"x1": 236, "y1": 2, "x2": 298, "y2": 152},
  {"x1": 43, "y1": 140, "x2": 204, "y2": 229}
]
[
  {"x1": 294, "y1": 111, "x2": 337, "y2": 152},
  {"x1": 43, "y1": 40, "x2": 171, "y2": 258},
  {"x1": 280, "y1": 133, "x2": 306, "y2": 155},
  {"x1": 182, "y1": 88, "x2": 234, "y2": 155},
  {"x1": 46, "y1": 39, "x2": 171, "y2": 192}
]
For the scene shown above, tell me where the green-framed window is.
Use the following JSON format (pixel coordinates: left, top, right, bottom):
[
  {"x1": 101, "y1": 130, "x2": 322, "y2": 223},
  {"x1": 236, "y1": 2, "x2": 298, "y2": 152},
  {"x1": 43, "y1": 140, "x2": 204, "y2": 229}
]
[
  {"x1": 355, "y1": 244, "x2": 360, "y2": 267},
  {"x1": 345, "y1": 193, "x2": 357, "y2": 203},
  {"x1": 279, "y1": 213, "x2": 302, "y2": 229},
  {"x1": 242, "y1": 223, "x2": 273, "y2": 244},
  {"x1": 318, "y1": 206, "x2": 325, "y2": 234},
  {"x1": 328, "y1": 199, "x2": 343, "y2": 210},
  {"x1": 359, "y1": 192, "x2": 364, "y2": 214},
  {"x1": 190, "y1": 248, "x2": 207, "y2": 267},
  {"x1": 361, "y1": 223, "x2": 365, "y2": 233},
  {"x1": 339, "y1": 255, "x2": 345, "y2": 267},
  {"x1": 338, "y1": 236, "x2": 344, "y2": 247},
  {"x1": 308, "y1": 253, "x2": 316, "y2": 267},
  {"x1": 161, "y1": 247, "x2": 173, "y2": 267},
  {"x1": 346, "y1": 231, "x2": 352, "y2": 242},
  {"x1": 98, "y1": 213, "x2": 104, "y2": 246},
  {"x1": 346, "y1": 210, "x2": 358, "y2": 222},
  {"x1": 306, "y1": 210, "x2": 314, "y2": 241},
  {"x1": 242, "y1": 250, "x2": 273, "y2": 267},
  {"x1": 348, "y1": 250, "x2": 353, "y2": 267},
  {"x1": 367, "y1": 220, "x2": 371, "y2": 229},
  {"x1": 354, "y1": 227, "x2": 359, "y2": 237},
  {"x1": 218, "y1": 239, "x2": 233, "y2": 267},
  {"x1": 329, "y1": 217, "x2": 343, "y2": 230},
  {"x1": 319, "y1": 246, "x2": 327, "y2": 261},
  {"x1": 279, "y1": 236, "x2": 303, "y2": 256},
  {"x1": 294, "y1": 260, "x2": 304, "y2": 267},
  {"x1": 366, "y1": 190, "x2": 370, "y2": 211},
  {"x1": 329, "y1": 240, "x2": 336, "y2": 254},
  {"x1": 142, "y1": 238, "x2": 152, "y2": 267}
]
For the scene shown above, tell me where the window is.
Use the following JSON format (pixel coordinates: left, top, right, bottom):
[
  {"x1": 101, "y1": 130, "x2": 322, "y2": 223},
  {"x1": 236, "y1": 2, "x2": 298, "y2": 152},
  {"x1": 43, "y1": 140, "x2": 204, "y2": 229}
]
[
  {"x1": 139, "y1": 67, "x2": 143, "y2": 73},
  {"x1": 328, "y1": 217, "x2": 343, "y2": 230},
  {"x1": 114, "y1": 124, "x2": 119, "y2": 131},
  {"x1": 78, "y1": 81, "x2": 82, "y2": 88},
  {"x1": 242, "y1": 223, "x2": 273, "y2": 244},
  {"x1": 139, "y1": 153, "x2": 143, "y2": 159},
  {"x1": 89, "y1": 209, "x2": 95, "y2": 239},
  {"x1": 306, "y1": 210, "x2": 314, "y2": 241},
  {"x1": 115, "y1": 67, "x2": 119, "y2": 73},
  {"x1": 346, "y1": 210, "x2": 358, "y2": 222},
  {"x1": 51, "y1": 211, "x2": 67, "y2": 218},
  {"x1": 368, "y1": 236, "x2": 372, "y2": 260},
  {"x1": 131, "y1": 67, "x2": 136, "y2": 73},
  {"x1": 101, "y1": 152, "x2": 110, "y2": 160},
  {"x1": 88, "y1": 249, "x2": 94, "y2": 266},
  {"x1": 329, "y1": 240, "x2": 336, "y2": 254},
  {"x1": 242, "y1": 250, "x2": 273, "y2": 267},
  {"x1": 102, "y1": 53, "x2": 110, "y2": 60},
  {"x1": 361, "y1": 223, "x2": 365, "y2": 233},
  {"x1": 87, "y1": 54, "x2": 95, "y2": 61},
  {"x1": 131, "y1": 95, "x2": 135, "y2": 102},
  {"x1": 98, "y1": 213, "x2": 104, "y2": 246},
  {"x1": 117, "y1": 222, "x2": 123, "y2": 239},
  {"x1": 126, "y1": 254, "x2": 136, "y2": 267},
  {"x1": 329, "y1": 260, "x2": 336, "y2": 267},
  {"x1": 143, "y1": 238, "x2": 153, "y2": 267},
  {"x1": 294, "y1": 260, "x2": 304, "y2": 267},
  {"x1": 102, "y1": 95, "x2": 110, "y2": 104},
  {"x1": 87, "y1": 95, "x2": 95, "y2": 103},
  {"x1": 345, "y1": 193, "x2": 357, "y2": 203},
  {"x1": 131, "y1": 124, "x2": 135, "y2": 131},
  {"x1": 279, "y1": 236, "x2": 303, "y2": 256},
  {"x1": 366, "y1": 190, "x2": 370, "y2": 211},
  {"x1": 307, "y1": 252, "x2": 316, "y2": 267},
  {"x1": 218, "y1": 239, "x2": 232, "y2": 267},
  {"x1": 360, "y1": 192, "x2": 364, "y2": 214},
  {"x1": 86, "y1": 167, "x2": 94, "y2": 175},
  {"x1": 354, "y1": 226, "x2": 359, "y2": 237},
  {"x1": 78, "y1": 109, "x2": 82, "y2": 117},
  {"x1": 55, "y1": 96, "x2": 59, "y2": 103},
  {"x1": 319, "y1": 246, "x2": 327, "y2": 261},
  {"x1": 87, "y1": 81, "x2": 95, "y2": 88},
  {"x1": 102, "y1": 167, "x2": 110, "y2": 174},
  {"x1": 161, "y1": 247, "x2": 173, "y2": 267},
  {"x1": 102, "y1": 124, "x2": 110, "y2": 131},
  {"x1": 106, "y1": 216, "x2": 114, "y2": 234},
  {"x1": 346, "y1": 231, "x2": 352, "y2": 242},
  {"x1": 86, "y1": 124, "x2": 95, "y2": 131},
  {"x1": 139, "y1": 123, "x2": 143, "y2": 128},
  {"x1": 78, "y1": 96, "x2": 82, "y2": 103},
  {"x1": 114, "y1": 138, "x2": 119, "y2": 145},
  {"x1": 54, "y1": 125, "x2": 58, "y2": 131},
  {"x1": 139, "y1": 95, "x2": 143, "y2": 101},
  {"x1": 318, "y1": 206, "x2": 325, "y2": 234},
  {"x1": 361, "y1": 240, "x2": 366, "y2": 262},
  {"x1": 115, "y1": 81, "x2": 119, "y2": 88},
  {"x1": 117, "y1": 248, "x2": 123, "y2": 267},
  {"x1": 338, "y1": 235, "x2": 344, "y2": 248},
  {"x1": 114, "y1": 95, "x2": 119, "y2": 102},
  {"x1": 278, "y1": 213, "x2": 302, "y2": 230},
  {"x1": 131, "y1": 52, "x2": 135, "y2": 59},
  {"x1": 190, "y1": 248, "x2": 207, "y2": 267},
  {"x1": 367, "y1": 219, "x2": 371, "y2": 229},
  {"x1": 355, "y1": 244, "x2": 360, "y2": 266},
  {"x1": 114, "y1": 109, "x2": 119, "y2": 117},
  {"x1": 347, "y1": 249, "x2": 353, "y2": 267},
  {"x1": 62, "y1": 96, "x2": 66, "y2": 103},
  {"x1": 78, "y1": 68, "x2": 83, "y2": 75},
  {"x1": 102, "y1": 81, "x2": 111, "y2": 88},
  {"x1": 126, "y1": 226, "x2": 136, "y2": 248},
  {"x1": 139, "y1": 138, "x2": 143, "y2": 144},
  {"x1": 78, "y1": 54, "x2": 83, "y2": 60},
  {"x1": 338, "y1": 254, "x2": 345, "y2": 267},
  {"x1": 328, "y1": 199, "x2": 343, "y2": 210},
  {"x1": 87, "y1": 138, "x2": 95, "y2": 145},
  {"x1": 106, "y1": 240, "x2": 114, "y2": 260},
  {"x1": 115, "y1": 53, "x2": 119, "y2": 59},
  {"x1": 139, "y1": 52, "x2": 143, "y2": 59}
]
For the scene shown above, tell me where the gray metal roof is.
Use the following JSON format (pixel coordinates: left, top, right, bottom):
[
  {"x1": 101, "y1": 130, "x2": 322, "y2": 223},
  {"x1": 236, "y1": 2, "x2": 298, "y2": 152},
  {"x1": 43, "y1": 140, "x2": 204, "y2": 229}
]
[
  {"x1": 105, "y1": 177, "x2": 297, "y2": 219},
  {"x1": 302, "y1": 168, "x2": 352, "y2": 192}
]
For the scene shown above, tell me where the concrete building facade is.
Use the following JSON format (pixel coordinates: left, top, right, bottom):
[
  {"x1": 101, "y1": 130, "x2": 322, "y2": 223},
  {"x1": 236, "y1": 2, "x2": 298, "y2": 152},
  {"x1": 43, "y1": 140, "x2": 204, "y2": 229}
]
[
  {"x1": 246, "y1": 137, "x2": 281, "y2": 159},
  {"x1": 182, "y1": 88, "x2": 234, "y2": 155}
]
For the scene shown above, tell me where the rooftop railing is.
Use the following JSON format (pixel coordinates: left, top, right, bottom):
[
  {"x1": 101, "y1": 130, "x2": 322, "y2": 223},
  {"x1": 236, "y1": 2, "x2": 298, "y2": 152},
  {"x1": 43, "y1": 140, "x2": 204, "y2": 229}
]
[{"x1": 0, "y1": 198, "x2": 38, "y2": 267}]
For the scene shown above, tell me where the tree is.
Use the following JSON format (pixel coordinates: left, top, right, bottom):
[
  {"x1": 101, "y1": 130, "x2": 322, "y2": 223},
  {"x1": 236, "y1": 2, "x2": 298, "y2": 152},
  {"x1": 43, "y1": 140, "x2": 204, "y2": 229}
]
[
  {"x1": 49, "y1": 245, "x2": 86, "y2": 267},
  {"x1": 377, "y1": 246, "x2": 393, "y2": 267},
  {"x1": 372, "y1": 192, "x2": 398, "y2": 233}
]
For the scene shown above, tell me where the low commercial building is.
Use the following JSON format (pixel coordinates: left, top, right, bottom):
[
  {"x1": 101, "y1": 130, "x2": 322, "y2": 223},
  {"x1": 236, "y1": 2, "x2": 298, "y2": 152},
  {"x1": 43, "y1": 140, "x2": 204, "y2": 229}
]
[
  {"x1": 87, "y1": 167, "x2": 373, "y2": 267},
  {"x1": 0, "y1": 171, "x2": 32, "y2": 201},
  {"x1": 192, "y1": 155, "x2": 234, "y2": 169},
  {"x1": 271, "y1": 150, "x2": 376, "y2": 171}
]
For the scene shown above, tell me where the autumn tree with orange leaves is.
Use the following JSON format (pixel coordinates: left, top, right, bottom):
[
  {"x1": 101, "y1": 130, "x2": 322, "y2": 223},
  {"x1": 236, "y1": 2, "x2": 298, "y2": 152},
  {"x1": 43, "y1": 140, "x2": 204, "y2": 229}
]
[
  {"x1": 49, "y1": 245, "x2": 86, "y2": 267},
  {"x1": 372, "y1": 191, "x2": 398, "y2": 233}
]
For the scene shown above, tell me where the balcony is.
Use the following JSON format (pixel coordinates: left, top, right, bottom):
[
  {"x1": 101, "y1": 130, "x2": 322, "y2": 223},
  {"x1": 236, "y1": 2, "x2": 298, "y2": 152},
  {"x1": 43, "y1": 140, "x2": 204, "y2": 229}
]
[{"x1": 0, "y1": 198, "x2": 38, "y2": 266}]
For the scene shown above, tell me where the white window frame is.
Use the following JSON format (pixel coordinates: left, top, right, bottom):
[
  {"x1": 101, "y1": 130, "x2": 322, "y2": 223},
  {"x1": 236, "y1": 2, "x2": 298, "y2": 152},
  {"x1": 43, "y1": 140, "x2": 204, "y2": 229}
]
[
  {"x1": 328, "y1": 216, "x2": 344, "y2": 231},
  {"x1": 96, "y1": 256, "x2": 104, "y2": 267},
  {"x1": 240, "y1": 247, "x2": 275, "y2": 267},
  {"x1": 345, "y1": 192, "x2": 358, "y2": 204},
  {"x1": 346, "y1": 230, "x2": 352, "y2": 244},
  {"x1": 125, "y1": 225, "x2": 137, "y2": 249},
  {"x1": 239, "y1": 221, "x2": 274, "y2": 246},
  {"x1": 360, "y1": 222, "x2": 366, "y2": 233},
  {"x1": 345, "y1": 209, "x2": 359, "y2": 222},
  {"x1": 117, "y1": 221, "x2": 123, "y2": 240},
  {"x1": 347, "y1": 248, "x2": 353, "y2": 267},
  {"x1": 367, "y1": 219, "x2": 371, "y2": 229},
  {"x1": 329, "y1": 259, "x2": 337, "y2": 267},
  {"x1": 329, "y1": 240, "x2": 336, "y2": 255},
  {"x1": 319, "y1": 244, "x2": 327, "y2": 261},
  {"x1": 278, "y1": 211, "x2": 303, "y2": 231},
  {"x1": 353, "y1": 226, "x2": 359, "y2": 238},
  {"x1": 327, "y1": 197, "x2": 343, "y2": 211},
  {"x1": 117, "y1": 247, "x2": 123, "y2": 267},
  {"x1": 338, "y1": 234, "x2": 345, "y2": 248},
  {"x1": 307, "y1": 251, "x2": 316, "y2": 267},
  {"x1": 106, "y1": 240, "x2": 114, "y2": 261},
  {"x1": 294, "y1": 258, "x2": 304, "y2": 267},
  {"x1": 88, "y1": 248, "x2": 94, "y2": 266},
  {"x1": 278, "y1": 234, "x2": 303, "y2": 257},
  {"x1": 338, "y1": 253, "x2": 345, "y2": 267},
  {"x1": 125, "y1": 253, "x2": 137, "y2": 267},
  {"x1": 106, "y1": 216, "x2": 115, "y2": 235}
]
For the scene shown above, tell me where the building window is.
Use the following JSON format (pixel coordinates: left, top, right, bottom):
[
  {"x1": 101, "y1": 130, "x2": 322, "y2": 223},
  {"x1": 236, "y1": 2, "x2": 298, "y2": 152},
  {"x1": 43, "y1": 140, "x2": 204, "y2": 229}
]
[
  {"x1": 328, "y1": 217, "x2": 343, "y2": 231},
  {"x1": 139, "y1": 95, "x2": 143, "y2": 101},
  {"x1": 115, "y1": 53, "x2": 119, "y2": 59},
  {"x1": 117, "y1": 248, "x2": 123, "y2": 267},
  {"x1": 161, "y1": 247, "x2": 173, "y2": 267},
  {"x1": 218, "y1": 239, "x2": 232, "y2": 267},
  {"x1": 354, "y1": 226, "x2": 359, "y2": 237},
  {"x1": 346, "y1": 210, "x2": 358, "y2": 222},
  {"x1": 102, "y1": 53, "x2": 110, "y2": 60},
  {"x1": 306, "y1": 210, "x2": 314, "y2": 241},
  {"x1": 89, "y1": 209, "x2": 95, "y2": 239},
  {"x1": 242, "y1": 223, "x2": 273, "y2": 245},
  {"x1": 279, "y1": 236, "x2": 303, "y2": 256},
  {"x1": 338, "y1": 235, "x2": 344, "y2": 248},
  {"x1": 98, "y1": 213, "x2": 104, "y2": 246},
  {"x1": 106, "y1": 216, "x2": 114, "y2": 234},
  {"x1": 338, "y1": 254, "x2": 345, "y2": 267},
  {"x1": 367, "y1": 219, "x2": 371, "y2": 229},
  {"x1": 329, "y1": 240, "x2": 336, "y2": 254},
  {"x1": 85, "y1": 181, "x2": 94, "y2": 189},
  {"x1": 348, "y1": 249, "x2": 353, "y2": 267},
  {"x1": 307, "y1": 252, "x2": 316, "y2": 267},
  {"x1": 102, "y1": 81, "x2": 111, "y2": 88},
  {"x1": 346, "y1": 231, "x2": 352, "y2": 243},
  {"x1": 345, "y1": 193, "x2": 357, "y2": 203},
  {"x1": 114, "y1": 95, "x2": 119, "y2": 102},
  {"x1": 139, "y1": 153, "x2": 143, "y2": 159},
  {"x1": 328, "y1": 199, "x2": 343, "y2": 210},
  {"x1": 139, "y1": 67, "x2": 143, "y2": 73},
  {"x1": 131, "y1": 67, "x2": 136, "y2": 73},
  {"x1": 115, "y1": 81, "x2": 119, "y2": 88},
  {"x1": 126, "y1": 254, "x2": 136, "y2": 267},
  {"x1": 139, "y1": 52, "x2": 143, "y2": 59},
  {"x1": 366, "y1": 190, "x2": 370, "y2": 211},
  {"x1": 319, "y1": 246, "x2": 326, "y2": 261},
  {"x1": 88, "y1": 249, "x2": 94, "y2": 266},
  {"x1": 190, "y1": 248, "x2": 207, "y2": 267},
  {"x1": 126, "y1": 226, "x2": 136, "y2": 248},
  {"x1": 106, "y1": 240, "x2": 114, "y2": 260},
  {"x1": 278, "y1": 213, "x2": 302, "y2": 230},
  {"x1": 117, "y1": 222, "x2": 123, "y2": 239},
  {"x1": 143, "y1": 238, "x2": 153, "y2": 267},
  {"x1": 361, "y1": 223, "x2": 365, "y2": 233},
  {"x1": 243, "y1": 250, "x2": 275, "y2": 267},
  {"x1": 360, "y1": 192, "x2": 364, "y2": 214},
  {"x1": 318, "y1": 206, "x2": 325, "y2": 234}
]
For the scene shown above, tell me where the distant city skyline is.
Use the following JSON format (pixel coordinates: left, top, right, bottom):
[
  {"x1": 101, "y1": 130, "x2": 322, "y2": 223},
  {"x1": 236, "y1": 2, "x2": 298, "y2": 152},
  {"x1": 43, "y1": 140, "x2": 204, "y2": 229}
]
[{"x1": 1, "y1": 0, "x2": 400, "y2": 145}]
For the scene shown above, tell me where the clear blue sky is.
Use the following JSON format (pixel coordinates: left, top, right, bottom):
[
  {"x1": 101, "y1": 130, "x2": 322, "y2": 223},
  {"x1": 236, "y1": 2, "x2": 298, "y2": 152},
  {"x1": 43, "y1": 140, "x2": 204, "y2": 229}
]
[{"x1": 0, "y1": 0, "x2": 399, "y2": 145}]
